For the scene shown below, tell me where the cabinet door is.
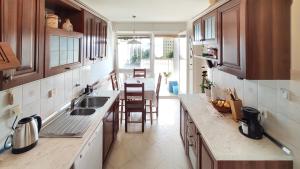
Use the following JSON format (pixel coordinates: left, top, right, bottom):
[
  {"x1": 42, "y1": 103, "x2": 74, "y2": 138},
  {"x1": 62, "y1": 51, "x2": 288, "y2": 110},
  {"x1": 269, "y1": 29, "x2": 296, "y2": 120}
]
[
  {"x1": 113, "y1": 98, "x2": 119, "y2": 139},
  {"x1": 201, "y1": 142, "x2": 214, "y2": 169},
  {"x1": 103, "y1": 110, "x2": 114, "y2": 163},
  {"x1": 94, "y1": 17, "x2": 102, "y2": 60},
  {"x1": 203, "y1": 10, "x2": 217, "y2": 44},
  {"x1": 180, "y1": 103, "x2": 186, "y2": 145},
  {"x1": 193, "y1": 19, "x2": 203, "y2": 42},
  {"x1": 218, "y1": 0, "x2": 245, "y2": 78},
  {"x1": 74, "y1": 122, "x2": 103, "y2": 169},
  {"x1": 83, "y1": 11, "x2": 94, "y2": 64},
  {"x1": 100, "y1": 21, "x2": 107, "y2": 58},
  {"x1": 0, "y1": 0, "x2": 44, "y2": 90}
]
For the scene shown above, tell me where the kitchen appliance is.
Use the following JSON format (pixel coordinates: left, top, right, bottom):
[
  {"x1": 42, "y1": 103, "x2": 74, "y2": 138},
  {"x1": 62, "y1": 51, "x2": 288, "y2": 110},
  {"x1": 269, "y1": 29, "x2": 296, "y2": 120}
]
[
  {"x1": 239, "y1": 107, "x2": 264, "y2": 139},
  {"x1": 12, "y1": 115, "x2": 42, "y2": 154}
]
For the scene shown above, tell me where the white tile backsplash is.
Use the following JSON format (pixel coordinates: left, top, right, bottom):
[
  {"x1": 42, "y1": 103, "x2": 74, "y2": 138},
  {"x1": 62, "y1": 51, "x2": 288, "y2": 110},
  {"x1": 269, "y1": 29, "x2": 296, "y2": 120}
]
[
  {"x1": 22, "y1": 81, "x2": 41, "y2": 117},
  {"x1": 41, "y1": 76, "x2": 55, "y2": 119},
  {"x1": 72, "y1": 69, "x2": 81, "y2": 98},
  {"x1": 53, "y1": 73, "x2": 65, "y2": 111},
  {"x1": 243, "y1": 80, "x2": 258, "y2": 108},
  {"x1": 64, "y1": 71, "x2": 73, "y2": 103}
]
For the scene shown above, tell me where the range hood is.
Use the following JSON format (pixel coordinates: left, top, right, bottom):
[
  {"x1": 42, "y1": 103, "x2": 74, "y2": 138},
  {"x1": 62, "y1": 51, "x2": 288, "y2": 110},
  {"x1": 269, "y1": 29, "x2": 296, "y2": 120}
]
[{"x1": 0, "y1": 42, "x2": 20, "y2": 71}]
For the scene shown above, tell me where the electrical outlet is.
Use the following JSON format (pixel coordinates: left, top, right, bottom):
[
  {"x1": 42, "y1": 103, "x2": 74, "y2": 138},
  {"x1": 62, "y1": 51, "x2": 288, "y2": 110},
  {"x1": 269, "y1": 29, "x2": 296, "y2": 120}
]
[{"x1": 280, "y1": 88, "x2": 290, "y2": 100}]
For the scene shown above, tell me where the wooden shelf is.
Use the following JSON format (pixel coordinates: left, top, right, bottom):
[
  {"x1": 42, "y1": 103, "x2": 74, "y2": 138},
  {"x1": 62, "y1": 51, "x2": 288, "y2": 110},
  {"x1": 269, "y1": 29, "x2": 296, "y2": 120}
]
[
  {"x1": 194, "y1": 55, "x2": 218, "y2": 61},
  {"x1": 46, "y1": 27, "x2": 83, "y2": 37}
]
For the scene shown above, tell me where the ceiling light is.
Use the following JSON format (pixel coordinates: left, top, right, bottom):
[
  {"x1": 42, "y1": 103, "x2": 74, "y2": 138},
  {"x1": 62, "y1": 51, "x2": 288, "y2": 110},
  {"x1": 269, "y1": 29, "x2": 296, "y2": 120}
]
[{"x1": 128, "y1": 15, "x2": 141, "y2": 45}]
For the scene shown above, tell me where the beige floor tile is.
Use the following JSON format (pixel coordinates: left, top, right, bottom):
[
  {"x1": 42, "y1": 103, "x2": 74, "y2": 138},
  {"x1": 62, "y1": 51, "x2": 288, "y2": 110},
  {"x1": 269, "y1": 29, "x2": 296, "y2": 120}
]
[{"x1": 105, "y1": 99, "x2": 189, "y2": 169}]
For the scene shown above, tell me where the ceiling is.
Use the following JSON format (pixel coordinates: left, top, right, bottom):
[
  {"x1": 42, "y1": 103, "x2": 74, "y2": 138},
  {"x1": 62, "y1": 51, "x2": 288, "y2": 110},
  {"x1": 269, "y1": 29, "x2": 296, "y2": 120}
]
[{"x1": 78, "y1": 0, "x2": 209, "y2": 22}]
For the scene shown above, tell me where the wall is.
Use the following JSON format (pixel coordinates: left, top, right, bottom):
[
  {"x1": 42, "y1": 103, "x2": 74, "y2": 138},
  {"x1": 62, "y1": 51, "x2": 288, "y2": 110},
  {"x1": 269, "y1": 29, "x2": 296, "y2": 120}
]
[
  {"x1": 0, "y1": 22, "x2": 114, "y2": 152},
  {"x1": 196, "y1": 1, "x2": 300, "y2": 168}
]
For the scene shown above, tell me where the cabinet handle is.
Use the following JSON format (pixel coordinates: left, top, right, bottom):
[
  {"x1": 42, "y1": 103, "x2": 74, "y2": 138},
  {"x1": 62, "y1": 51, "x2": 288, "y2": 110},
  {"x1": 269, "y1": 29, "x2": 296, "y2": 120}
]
[
  {"x1": 189, "y1": 144, "x2": 193, "y2": 147},
  {"x1": 75, "y1": 83, "x2": 81, "y2": 87},
  {"x1": 189, "y1": 135, "x2": 193, "y2": 138},
  {"x1": 3, "y1": 74, "x2": 13, "y2": 81},
  {"x1": 65, "y1": 67, "x2": 71, "y2": 70}
]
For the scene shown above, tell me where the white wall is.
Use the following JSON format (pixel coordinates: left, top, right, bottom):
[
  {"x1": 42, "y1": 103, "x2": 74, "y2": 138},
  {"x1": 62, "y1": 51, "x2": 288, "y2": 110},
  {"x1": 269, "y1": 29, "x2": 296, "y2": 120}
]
[{"x1": 0, "y1": 22, "x2": 115, "y2": 152}]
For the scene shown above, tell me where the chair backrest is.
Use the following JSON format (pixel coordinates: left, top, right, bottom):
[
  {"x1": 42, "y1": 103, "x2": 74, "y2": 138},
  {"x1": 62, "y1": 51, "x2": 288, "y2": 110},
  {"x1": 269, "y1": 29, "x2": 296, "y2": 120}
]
[
  {"x1": 124, "y1": 83, "x2": 145, "y2": 110},
  {"x1": 133, "y1": 69, "x2": 146, "y2": 78},
  {"x1": 156, "y1": 74, "x2": 162, "y2": 99},
  {"x1": 110, "y1": 71, "x2": 119, "y2": 91}
]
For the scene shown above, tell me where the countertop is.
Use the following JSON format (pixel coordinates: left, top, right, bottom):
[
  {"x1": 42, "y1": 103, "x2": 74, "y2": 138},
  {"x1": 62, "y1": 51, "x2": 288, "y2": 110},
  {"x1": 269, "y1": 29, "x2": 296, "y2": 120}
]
[
  {"x1": 0, "y1": 90, "x2": 119, "y2": 169},
  {"x1": 179, "y1": 94, "x2": 293, "y2": 161}
]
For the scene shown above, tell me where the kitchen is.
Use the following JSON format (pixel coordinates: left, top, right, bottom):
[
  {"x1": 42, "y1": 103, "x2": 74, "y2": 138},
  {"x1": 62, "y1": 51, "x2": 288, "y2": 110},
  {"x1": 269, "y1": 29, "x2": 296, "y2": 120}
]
[{"x1": 0, "y1": 0, "x2": 299, "y2": 169}]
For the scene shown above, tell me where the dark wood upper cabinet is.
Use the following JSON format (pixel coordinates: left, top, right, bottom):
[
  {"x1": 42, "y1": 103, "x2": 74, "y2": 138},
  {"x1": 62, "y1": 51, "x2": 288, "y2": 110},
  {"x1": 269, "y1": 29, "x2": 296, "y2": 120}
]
[
  {"x1": 218, "y1": 0, "x2": 245, "y2": 78},
  {"x1": 0, "y1": 0, "x2": 45, "y2": 90},
  {"x1": 83, "y1": 11, "x2": 108, "y2": 65},
  {"x1": 194, "y1": 0, "x2": 292, "y2": 80},
  {"x1": 44, "y1": 0, "x2": 84, "y2": 77}
]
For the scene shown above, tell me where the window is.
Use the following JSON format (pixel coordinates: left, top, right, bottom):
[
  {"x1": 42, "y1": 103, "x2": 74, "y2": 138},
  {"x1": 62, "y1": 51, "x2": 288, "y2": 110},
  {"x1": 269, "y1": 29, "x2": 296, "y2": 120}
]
[{"x1": 117, "y1": 36, "x2": 151, "y2": 69}]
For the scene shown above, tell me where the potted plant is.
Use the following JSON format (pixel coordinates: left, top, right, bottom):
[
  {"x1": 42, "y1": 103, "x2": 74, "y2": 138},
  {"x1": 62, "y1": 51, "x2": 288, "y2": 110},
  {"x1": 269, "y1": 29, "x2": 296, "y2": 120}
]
[
  {"x1": 163, "y1": 72, "x2": 172, "y2": 84},
  {"x1": 200, "y1": 71, "x2": 214, "y2": 98}
]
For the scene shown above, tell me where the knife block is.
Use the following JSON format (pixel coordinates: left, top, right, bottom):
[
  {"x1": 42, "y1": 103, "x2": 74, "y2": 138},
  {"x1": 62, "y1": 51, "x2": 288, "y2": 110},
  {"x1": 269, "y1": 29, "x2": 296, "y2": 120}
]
[{"x1": 229, "y1": 99, "x2": 243, "y2": 122}]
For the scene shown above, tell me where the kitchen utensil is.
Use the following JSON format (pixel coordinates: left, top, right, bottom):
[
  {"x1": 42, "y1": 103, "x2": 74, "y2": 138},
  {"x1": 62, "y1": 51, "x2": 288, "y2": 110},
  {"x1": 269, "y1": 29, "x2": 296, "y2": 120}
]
[
  {"x1": 239, "y1": 107, "x2": 264, "y2": 139},
  {"x1": 229, "y1": 99, "x2": 242, "y2": 122},
  {"x1": 12, "y1": 115, "x2": 42, "y2": 154}
]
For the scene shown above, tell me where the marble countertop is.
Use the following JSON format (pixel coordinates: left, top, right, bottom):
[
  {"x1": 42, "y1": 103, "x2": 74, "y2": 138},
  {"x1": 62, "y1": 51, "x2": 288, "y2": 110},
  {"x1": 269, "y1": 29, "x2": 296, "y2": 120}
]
[
  {"x1": 0, "y1": 90, "x2": 119, "y2": 169},
  {"x1": 179, "y1": 94, "x2": 293, "y2": 161}
]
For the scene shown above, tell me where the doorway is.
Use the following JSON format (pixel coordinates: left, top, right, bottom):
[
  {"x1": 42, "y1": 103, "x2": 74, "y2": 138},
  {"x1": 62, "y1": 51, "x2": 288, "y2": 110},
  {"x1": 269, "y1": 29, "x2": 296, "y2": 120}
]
[{"x1": 154, "y1": 35, "x2": 187, "y2": 97}]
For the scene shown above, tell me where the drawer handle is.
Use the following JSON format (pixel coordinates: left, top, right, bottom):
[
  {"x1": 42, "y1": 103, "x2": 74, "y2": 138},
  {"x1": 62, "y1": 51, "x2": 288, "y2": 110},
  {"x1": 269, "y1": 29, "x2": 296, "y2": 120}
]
[
  {"x1": 189, "y1": 144, "x2": 193, "y2": 147},
  {"x1": 189, "y1": 135, "x2": 193, "y2": 138}
]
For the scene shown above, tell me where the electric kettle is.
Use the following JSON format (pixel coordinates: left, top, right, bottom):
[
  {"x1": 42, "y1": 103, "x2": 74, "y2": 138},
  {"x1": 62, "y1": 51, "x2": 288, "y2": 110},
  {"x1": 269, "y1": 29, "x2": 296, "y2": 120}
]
[{"x1": 12, "y1": 114, "x2": 42, "y2": 154}]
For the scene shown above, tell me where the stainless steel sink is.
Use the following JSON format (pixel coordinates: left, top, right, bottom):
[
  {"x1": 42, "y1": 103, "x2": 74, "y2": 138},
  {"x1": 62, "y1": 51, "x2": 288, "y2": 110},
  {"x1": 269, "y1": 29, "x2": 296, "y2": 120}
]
[
  {"x1": 70, "y1": 108, "x2": 96, "y2": 116},
  {"x1": 78, "y1": 97, "x2": 110, "y2": 108}
]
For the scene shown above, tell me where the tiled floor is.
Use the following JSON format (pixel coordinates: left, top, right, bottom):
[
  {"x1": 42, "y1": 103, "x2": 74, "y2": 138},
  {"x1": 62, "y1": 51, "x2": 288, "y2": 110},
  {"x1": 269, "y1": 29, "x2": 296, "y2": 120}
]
[{"x1": 104, "y1": 99, "x2": 191, "y2": 169}]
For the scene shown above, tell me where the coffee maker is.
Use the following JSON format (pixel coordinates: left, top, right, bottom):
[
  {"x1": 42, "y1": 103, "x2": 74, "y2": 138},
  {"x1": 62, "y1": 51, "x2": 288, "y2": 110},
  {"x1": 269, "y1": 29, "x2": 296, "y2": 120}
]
[{"x1": 239, "y1": 107, "x2": 264, "y2": 139}]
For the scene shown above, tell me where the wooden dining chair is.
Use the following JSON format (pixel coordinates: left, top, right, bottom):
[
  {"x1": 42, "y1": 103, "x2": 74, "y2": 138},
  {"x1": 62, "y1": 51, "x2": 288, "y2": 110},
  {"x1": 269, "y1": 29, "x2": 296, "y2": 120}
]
[
  {"x1": 133, "y1": 68, "x2": 146, "y2": 78},
  {"x1": 110, "y1": 71, "x2": 125, "y2": 125},
  {"x1": 110, "y1": 71, "x2": 119, "y2": 90},
  {"x1": 146, "y1": 73, "x2": 162, "y2": 124},
  {"x1": 124, "y1": 83, "x2": 146, "y2": 132}
]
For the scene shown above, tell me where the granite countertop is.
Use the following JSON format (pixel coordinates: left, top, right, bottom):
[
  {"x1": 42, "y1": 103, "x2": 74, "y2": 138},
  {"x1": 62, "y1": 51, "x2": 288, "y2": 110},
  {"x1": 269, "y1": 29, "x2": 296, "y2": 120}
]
[
  {"x1": 0, "y1": 90, "x2": 119, "y2": 169},
  {"x1": 179, "y1": 94, "x2": 293, "y2": 161}
]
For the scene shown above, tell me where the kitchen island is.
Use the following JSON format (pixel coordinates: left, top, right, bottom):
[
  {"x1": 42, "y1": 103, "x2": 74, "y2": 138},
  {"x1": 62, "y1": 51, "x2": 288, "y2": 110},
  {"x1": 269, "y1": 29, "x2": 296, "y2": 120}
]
[{"x1": 179, "y1": 94, "x2": 293, "y2": 169}]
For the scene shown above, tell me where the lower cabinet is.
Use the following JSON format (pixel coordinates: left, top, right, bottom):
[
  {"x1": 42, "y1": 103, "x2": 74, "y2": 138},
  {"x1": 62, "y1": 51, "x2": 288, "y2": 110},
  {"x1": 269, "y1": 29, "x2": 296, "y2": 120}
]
[
  {"x1": 73, "y1": 122, "x2": 103, "y2": 169},
  {"x1": 103, "y1": 98, "x2": 119, "y2": 165}
]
